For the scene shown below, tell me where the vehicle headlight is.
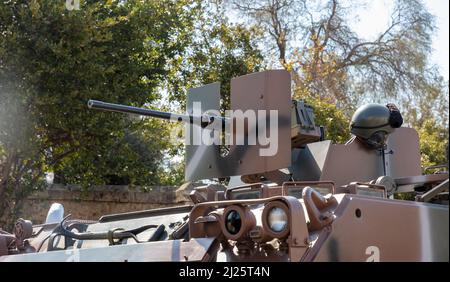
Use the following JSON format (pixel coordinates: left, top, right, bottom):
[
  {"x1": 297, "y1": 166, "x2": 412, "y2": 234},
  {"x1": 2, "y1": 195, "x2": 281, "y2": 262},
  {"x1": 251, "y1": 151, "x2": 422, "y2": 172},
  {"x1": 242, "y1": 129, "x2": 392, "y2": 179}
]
[
  {"x1": 267, "y1": 207, "x2": 288, "y2": 232},
  {"x1": 221, "y1": 205, "x2": 256, "y2": 241},
  {"x1": 262, "y1": 201, "x2": 290, "y2": 238},
  {"x1": 225, "y1": 210, "x2": 241, "y2": 235}
]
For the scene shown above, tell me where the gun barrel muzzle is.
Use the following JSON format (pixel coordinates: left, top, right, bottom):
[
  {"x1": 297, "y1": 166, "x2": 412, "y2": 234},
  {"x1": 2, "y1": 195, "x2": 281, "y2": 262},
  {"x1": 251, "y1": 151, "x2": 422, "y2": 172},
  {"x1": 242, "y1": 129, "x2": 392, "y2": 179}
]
[{"x1": 88, "y1": 99, "x2": 175, "y2": 121}]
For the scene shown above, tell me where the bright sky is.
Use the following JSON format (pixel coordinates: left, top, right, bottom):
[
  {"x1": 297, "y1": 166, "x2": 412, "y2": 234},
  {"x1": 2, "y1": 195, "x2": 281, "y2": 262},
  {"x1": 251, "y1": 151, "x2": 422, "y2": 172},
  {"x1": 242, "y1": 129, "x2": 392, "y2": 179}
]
[
  {"x1": 353, "y1": 0, "x2": 449, "y2": 80},
  {"x1": 421, "y1": 0, "x2": 448, "y2": 80}
]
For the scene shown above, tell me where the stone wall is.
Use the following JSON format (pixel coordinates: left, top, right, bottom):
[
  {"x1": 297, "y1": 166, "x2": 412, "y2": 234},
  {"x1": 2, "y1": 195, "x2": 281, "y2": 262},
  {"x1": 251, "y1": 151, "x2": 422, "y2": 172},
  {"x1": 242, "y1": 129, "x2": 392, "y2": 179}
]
[{"x1": 19, "y1": 183, "x2": 194, "y2": 224}]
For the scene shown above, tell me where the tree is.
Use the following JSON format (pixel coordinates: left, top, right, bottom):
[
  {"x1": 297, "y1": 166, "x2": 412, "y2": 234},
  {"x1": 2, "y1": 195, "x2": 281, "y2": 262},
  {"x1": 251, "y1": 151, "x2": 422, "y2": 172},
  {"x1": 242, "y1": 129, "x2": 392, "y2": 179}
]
[
  {"x1": 402, "y1": 77, "x2": 449, "y2": 168},
  {"x1": 302, "y1": 95, "x2": 351, "y2": 143},
  {"x1": 231, "y1": 0, "x2": 306, "y2": 67},
  {"x1": 416, "y1": 119, "x2": 448, "y2": 169},
  {"x1": 231, "y1": 0, "x2": 438, "y2": 104},
  {"x1": 166, "y1": 2, "x2": 264, "y2": 111},
  {"x1": 0, "y1": 0, "x2": 198, "y2": 227}
]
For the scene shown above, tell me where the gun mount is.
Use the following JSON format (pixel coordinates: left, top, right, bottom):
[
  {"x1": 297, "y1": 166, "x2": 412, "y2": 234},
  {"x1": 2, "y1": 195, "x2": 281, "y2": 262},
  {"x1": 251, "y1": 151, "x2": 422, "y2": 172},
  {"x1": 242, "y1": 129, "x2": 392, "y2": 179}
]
[{"x1": 88, "y1": 70, "x2": 323, "y2": 183}]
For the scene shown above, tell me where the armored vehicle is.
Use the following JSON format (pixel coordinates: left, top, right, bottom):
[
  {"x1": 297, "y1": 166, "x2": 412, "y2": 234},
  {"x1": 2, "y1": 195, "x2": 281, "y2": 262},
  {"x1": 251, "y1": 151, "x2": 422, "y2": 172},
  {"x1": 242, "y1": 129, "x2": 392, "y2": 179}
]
[{"x1": 0, "y1": 70, "x2": 448, "y2": 262}]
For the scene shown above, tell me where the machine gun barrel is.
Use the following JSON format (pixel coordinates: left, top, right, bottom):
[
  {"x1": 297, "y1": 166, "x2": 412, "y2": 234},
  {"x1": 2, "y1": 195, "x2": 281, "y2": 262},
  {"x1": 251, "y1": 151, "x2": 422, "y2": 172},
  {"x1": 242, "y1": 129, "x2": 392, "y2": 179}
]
[{"x1": 87, "y1": 99, "x2": 225, "y2": 129}]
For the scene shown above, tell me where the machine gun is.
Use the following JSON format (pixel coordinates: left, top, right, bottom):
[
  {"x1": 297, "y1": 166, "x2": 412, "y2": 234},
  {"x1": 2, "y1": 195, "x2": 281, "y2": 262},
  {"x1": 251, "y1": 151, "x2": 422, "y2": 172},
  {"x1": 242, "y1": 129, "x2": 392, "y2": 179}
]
[{"x1": 88, "y1": 70, "x2": 323, "y2": 183}]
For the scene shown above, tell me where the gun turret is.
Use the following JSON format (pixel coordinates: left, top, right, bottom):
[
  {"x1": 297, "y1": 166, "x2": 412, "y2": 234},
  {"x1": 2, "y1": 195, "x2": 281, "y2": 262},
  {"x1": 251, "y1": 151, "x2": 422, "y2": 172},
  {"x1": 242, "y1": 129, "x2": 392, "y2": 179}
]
[
  {"x1": 88, "y1": 99, "x2": 322, "y2": 146},
  {"x1": 87, "y1": 70, "x2": 322, "y2": 182}
]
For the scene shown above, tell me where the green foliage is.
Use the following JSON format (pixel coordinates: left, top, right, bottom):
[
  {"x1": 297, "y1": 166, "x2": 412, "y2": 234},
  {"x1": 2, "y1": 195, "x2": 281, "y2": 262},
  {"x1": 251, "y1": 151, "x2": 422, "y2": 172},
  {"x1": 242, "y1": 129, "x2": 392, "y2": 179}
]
[
  {"x1": 156, "y1": 161, "x2": 185, "y2": 187},
  {"x1": 164, "y1": 3, "x2": 264, "y2": 108},
  {"x1": 416, "y1": 120, "x2": 449, "y2": 169},
  {"x1": 401, "y1": 76, "x2": 449, "y2": 168},
  {"x1": 0, "y1": 0, "x2": 197, "y2": 183},
  {"x1": 294, "y1": 91, "x2": 351, "y2": 144},
  {"x1": 187, "y1": 21, "x2": 264, "y2": 112},
  {"x1": 0, "y1": 0, "x2": 199, "y2": 226}
]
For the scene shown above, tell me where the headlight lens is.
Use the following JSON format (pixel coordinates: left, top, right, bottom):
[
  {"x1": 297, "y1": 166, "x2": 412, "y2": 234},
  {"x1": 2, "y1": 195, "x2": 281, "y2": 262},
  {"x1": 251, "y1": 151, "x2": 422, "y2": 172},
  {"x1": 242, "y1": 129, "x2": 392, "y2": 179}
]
[
  {"x1": 225, "y1": 210, "x2": 241, "y2": 235},
  {"x1": 267, "y1": 207, "x2": 288, "y2": 233}
]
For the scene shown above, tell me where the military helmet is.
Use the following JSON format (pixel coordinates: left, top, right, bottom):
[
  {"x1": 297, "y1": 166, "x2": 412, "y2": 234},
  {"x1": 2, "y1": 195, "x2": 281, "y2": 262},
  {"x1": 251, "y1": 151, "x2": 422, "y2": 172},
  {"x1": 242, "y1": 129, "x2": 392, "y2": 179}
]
[{"x1": 350, "y1": 103, "x2": 403, "y2": 149}]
